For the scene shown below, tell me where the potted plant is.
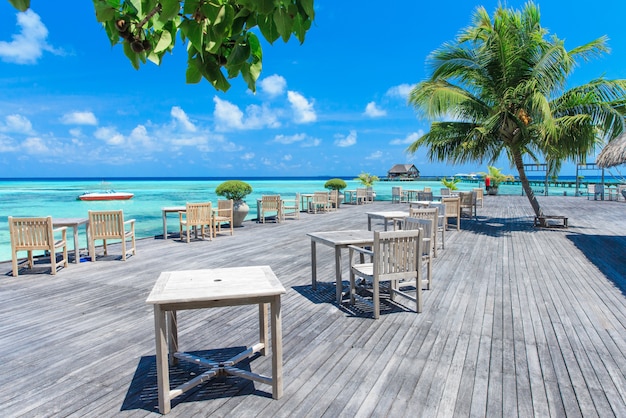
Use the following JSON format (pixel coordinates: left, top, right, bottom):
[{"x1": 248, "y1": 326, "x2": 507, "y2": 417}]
[
  {"x1": 324, "y1": 178, "x2": 347, "y2": 206},
  {"x1": 441, "y1": 177, "x2": 461, "y2": 191},
  {"x1": 354, "y1": 172, "x2": 379, "y2": 201},
  {"x1": 479, "y1": 166, "x2": 514, "y2": 195},
  {"x1": 215, "y1": 180, "x2": 253, "y2": 227}
]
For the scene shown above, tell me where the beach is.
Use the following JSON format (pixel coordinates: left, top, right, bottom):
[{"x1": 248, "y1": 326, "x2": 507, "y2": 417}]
[{"x1": 0, "y1": 177, "x2": 617, "y2": 262}]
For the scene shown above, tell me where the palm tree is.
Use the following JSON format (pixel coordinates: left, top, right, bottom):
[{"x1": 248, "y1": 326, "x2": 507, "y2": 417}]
[{"x1": 407, "y1": 2, "x2": 626, "y2": 217}]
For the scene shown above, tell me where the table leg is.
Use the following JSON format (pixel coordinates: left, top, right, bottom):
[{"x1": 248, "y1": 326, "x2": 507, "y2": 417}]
[
  {"x1": 154, "y1": 305, "x2": 171, "y2": 414},
  {"x1": 383, "y1": 219, "x2": 389, "y2": 231},
  {"x1": 168, "y1": 310, "x2": 178, "y2": 366},
  {"x1": 310, "y1": 240, "x2": 317, "y2": 290},
  {"x1": 162, "y1": 211, "x2": 167, "y2": 239},
  {"x1": 71, "y1": 225, "x2": 80, "y2": 264},
  {"x1": 259, "y1": 303, "x2": 268, "y2": 356},
  {"x1": 367, "y1": 215, "x2": 372, "y2": 231},
  {"x1": 334, "y1": 246, "x2": 343, "y2": 305},
  {"x1": 271, "y1": 295, "x2": 283, "y2": 399}
]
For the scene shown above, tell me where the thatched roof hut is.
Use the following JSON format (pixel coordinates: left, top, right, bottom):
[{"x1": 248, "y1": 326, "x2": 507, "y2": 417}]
[{"x1": 597, "y1": 133, "x2": 626, "y2": 168}]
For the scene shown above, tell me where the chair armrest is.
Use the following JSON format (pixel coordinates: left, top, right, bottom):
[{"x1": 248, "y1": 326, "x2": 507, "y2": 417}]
[
  {"x1": 52, "y1": 226, "x2": 68, "y2": 234},
  {"x1": 347, "y1": 245, "x2": 373, "y2": 257}
]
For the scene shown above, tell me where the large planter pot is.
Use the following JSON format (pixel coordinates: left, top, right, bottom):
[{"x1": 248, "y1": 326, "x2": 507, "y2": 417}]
[
  {"x1": 487, "y1": 187, "x2": 498, "y2": 196},
  {"x1": 232, "y1": 200, "x2": 249, "y2": 227}
]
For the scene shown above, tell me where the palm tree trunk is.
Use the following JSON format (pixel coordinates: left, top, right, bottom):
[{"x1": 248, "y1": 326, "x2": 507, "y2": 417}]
[{"x1": 512, "y1": 150, "x2": 543, "y2": 218}]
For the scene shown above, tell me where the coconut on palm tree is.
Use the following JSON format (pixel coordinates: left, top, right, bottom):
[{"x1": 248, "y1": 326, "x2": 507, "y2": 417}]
[{"x1": 407, "y1": 2, "x2": 626, "y2": 218}]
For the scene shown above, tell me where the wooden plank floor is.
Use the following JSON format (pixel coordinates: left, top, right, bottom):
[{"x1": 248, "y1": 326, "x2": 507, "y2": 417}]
[{"x1": 2, "y1": 195, "x2": 626, "y2": 417}]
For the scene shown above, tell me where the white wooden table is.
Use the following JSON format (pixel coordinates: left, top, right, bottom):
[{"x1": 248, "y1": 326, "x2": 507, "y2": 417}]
[
  {"x1": 146, "y1": 265, "x2": 286, "y2": 414},
  {"x1": 306, "y1": 230, "x2": 374, "y2": 304},
  {"x1": 365, "y1": 211, "x2": 409, "y2": 231},
  {"x1": 52, "y1": 217, "x2": 89, "y2": 263},
  {"x1": 161, "y1": 206, "x2": 186, "y2": 239}
]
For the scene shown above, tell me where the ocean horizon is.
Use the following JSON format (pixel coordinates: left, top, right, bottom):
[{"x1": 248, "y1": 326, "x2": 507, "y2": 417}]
[{"x1": 1, "y1": 176, "x2": 622, "y2": 264}]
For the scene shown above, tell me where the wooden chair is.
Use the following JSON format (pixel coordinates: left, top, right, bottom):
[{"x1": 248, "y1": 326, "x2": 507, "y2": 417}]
[
  {"x1": 366, "y1": 187, "x2": 375, "y2": 203},
  {"x1": 417, "y1": 191, "x2": 433, "y2": 201},
  {"x1": 88, "y1": 210, "x2": 136, "y2": 260},
  {"x1": 348, "y1": 230, "x2": 424, "y2": 319},
  {"x1": 459, "y1": 191, "x2": 477, "y2": 219},
  {"x1": 408, "y1": 207, "x2": 439, "y2": 257},
  {"x1": 9, "y1": 216, "x2": 68, "y2": 277},
  {"x1": 440, "y1": 188, "x2": 451, "y2": 197},
  {"x1": 403, "y1": 217, "x2": 433, "y2": 289},
  {"x1": 282, "y1": 193, "x2": 300, "y2": 219},
  {"x1": 391, "y1": 186, "x2": 402, "y2": 204},
  {"x1": 309, "y1": 192, "x2": 329, "y2": 214},
  {"x1": 355, "y1": 188, "x2": 368, "y2": 205},
  {"x1": 260, "y1": 195, "x2": 282, "y2": 223},
  {"x1": 178, "y1": 203, "x2": 212, "y2": 243},
  {"x1": 429, "y1": 202, "x2": 446, "y2": 251},
  {"x1": 213, "y1": 199, "x2": 234, "y2": 236},
  {"x1": 328, "y1": 190, "x2": 339, "y2": 211},
  {"x1": 473, "y1": 187, "x2": 484, "y2": 207},
  {"x1": 442, "y1": 197, "x2": 461, "y2": 231}
]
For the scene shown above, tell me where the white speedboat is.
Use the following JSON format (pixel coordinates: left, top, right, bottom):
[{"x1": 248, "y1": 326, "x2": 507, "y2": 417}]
[{"x1": 77, "y1": 190, "x2": 134, "y2": 201}]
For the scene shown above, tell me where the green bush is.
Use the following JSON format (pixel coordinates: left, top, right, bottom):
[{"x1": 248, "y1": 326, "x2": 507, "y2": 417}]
[
  {"x1": 215, "y1": 180, "x2": 253, "y2": 201},
  {"x1": 324, "y1": 178, "x2": 347, "y2": 191}
]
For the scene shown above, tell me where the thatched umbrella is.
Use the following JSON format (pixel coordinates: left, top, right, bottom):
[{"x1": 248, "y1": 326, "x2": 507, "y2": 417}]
[{"x1": 597, "y1": 133, "x2": 626, "y2": 168}]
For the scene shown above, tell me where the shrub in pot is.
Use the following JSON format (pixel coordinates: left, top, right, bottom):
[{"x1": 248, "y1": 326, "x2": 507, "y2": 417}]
[{"x1": 215, "y1": 180, "x2": 253, "y2": 226}]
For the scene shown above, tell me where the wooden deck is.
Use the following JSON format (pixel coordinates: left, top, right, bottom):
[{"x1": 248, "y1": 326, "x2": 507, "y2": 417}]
[{"x1": 2, "y1": 196, "x2": 626, "y2": 417}]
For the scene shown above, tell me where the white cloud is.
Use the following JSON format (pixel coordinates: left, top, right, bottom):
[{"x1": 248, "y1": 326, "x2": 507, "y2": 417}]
[
  {"x1": 386, "y1": 83, "x2": 415, "y2": 99},
  {"x1": 129, "y1": 125, "x2": 155, "y2": 148},
  {"x1": 364, "y1": 101, "x2": 387, "y2": 117},
  {"x1": 22, "y1": 136, "x2": 48, "y2": 154},
  {"x1": 171, "y1": 106, "x2": 197, "y2": 132},
  {"x1": 287, "y1": 91, "x2": 317, "y2": 123},
  {"x1": 69, "y1": 128, "x2": 83, "y2": 137},
  {"x1": 213, "y1": 97, "x2": 280, "y2": 131},
  {"x1": 366, "y1": 151, "x2": 383, "y2": 160},
  {"x1": 302, "y1": 138, "x2": 321, "y2": 147},
  {"x1": 61, "y1": 111, "x2": 98, "y2": 125},
  {"x1": 273, "y1": 133, "x2": 306, "y2": 144},
  {"x1": 0, "y1": 135, "x2": 18, "y2": 152},
  {"x1": 1, "y1": 114, "x2": 34, "y2": 134},
  {"x1": 0, "y1": 10, "x2": 63, "y2": 64},
  {"x1": 260, "y1": 74, "x2": 287, "y2": 97},
  {"x1": 283, "y1": 154, "x2": 292, "y2": 161},
  {"x1": 94, "y1": 126, "x2": 125, "y2": 145},
  {"x1": 390, "y1": 131, "x2": 423, "y2": 145},
  {"x1": 241, "y1": 152, "x2": 255, "y2": 160},
  {"x1": 334, "y1": 130, "x2": 357, "y2": 147}
]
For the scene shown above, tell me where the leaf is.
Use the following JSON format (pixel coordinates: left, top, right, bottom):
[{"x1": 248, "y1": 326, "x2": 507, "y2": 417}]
[
  {"x1": 273, "y1": 7, "x2": 293, "y2": 43},
  {"x1": 186, "y1": 59, "x2": 202, "y2": 83},
  {"x1": 154, "y1": 30, "x2": 172, "y2": 53},
  {"x1": 297, "y1": 0, "x2": 315, "y2": 19},
  {"x1": 180, "y1": 19, "x2": 203, "y2": 52},
  {"x1": 159, "y1": 0, "x2": 180, "y2": 22},
  {"x1": 226, "y1": 39, "x2": 251, "y2": 67},
  {"x1": 257, "y1": 0, "x2": 275, "y2": 15},
  {"x1": 122, "y1": 41, "x2": 141, "y2": 69},
  {"x1": 213, "y1": 4, "x2": 235, "y2": 37},
  {"x1": 93, "y1": 0, "x2": 117, "y2": 22},
  {"x1": 8, "y1": 0, "x2": 30, "y2": 12},
  {"x1": 257, "y1": 14, "x2": 279, "y2": 44}
]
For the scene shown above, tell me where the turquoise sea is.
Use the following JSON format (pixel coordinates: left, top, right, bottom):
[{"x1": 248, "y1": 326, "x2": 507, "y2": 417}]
[{"x1": 0, "y1": 176, "x2": 619, "y2": 263}]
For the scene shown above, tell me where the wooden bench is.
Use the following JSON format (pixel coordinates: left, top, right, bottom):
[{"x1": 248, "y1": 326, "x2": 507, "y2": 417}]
[{"x1": 534, "y1": 215, "x2": 568, "y2": 228}]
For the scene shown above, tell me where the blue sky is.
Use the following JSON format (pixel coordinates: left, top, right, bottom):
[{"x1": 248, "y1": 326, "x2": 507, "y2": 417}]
[{"x1": 1, "y1": 1, "x2": 625, "y2": 178}]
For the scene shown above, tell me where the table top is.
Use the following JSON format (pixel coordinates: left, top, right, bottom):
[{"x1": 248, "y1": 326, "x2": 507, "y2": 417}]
[
  {"x1": 162, "y1": 206, "x2": 186, "y2": 212},
  {"x1": 366, "y1": 211, "x2": 410, "y2": 218},
  {"x1": 53, "y1": 217, "x2": 89, "y2": 226},
  {"x1": 146, "y1": 265, "x2": 285, "y2": 305},
  {"x1": 307, "y1": 229, "x2": 373, "y2": 246}
]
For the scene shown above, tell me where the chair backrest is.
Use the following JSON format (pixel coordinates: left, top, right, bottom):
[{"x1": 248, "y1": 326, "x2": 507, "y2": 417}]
[
  {"x1": 440, "y1": 188, "x2": 451, "y2": 196},
  {"x1": 329, "y1": 189, "x2": 339, "y2": 204},
  {"x1": 409, "y1": 207, "x2": 438, "y2": 220},
  {"x1": 262, "y1": 195, "x2": 281, "y2": 211},
  {"x1": 442, "y1": 197, "x2": 460, "y2": 216},
  {"x1": 217, "y1": 199, "x2": 233, "y2": 216},
  {"x1": 424, "y1": 187, "x2": 431, "y2": 193},
  {"x1": 459, "y1": 191, "x2": 475, "y2": 207},
  {"x1": 417, "y1": 191, "x2": 433, "y2": 201},
  {"x1": 403, "y1": 217, "x2": 433, "y2": 255},
  {"x1": 356, "y1": 188, "x2": 367, "y2": 199},
  {"x1": 89, "y1": 210, "x2": 126, "y2": 239},
  {"x1": 284, "y1": 193, "x2": 300, "y2": 208},
  {"x1": 9, "y1": 216, "x2": 55, "y2": 251},
  {"x1": 392, "y1": 186, "x2": 402, "y2": 197},
  {"x1": 313, "y1": 191, "x2": 329, "y2": 203},
  {"x1": 429, "y1": 203, "x2": 446, "y2": 227},
  {"x1": 183, "y1": 203, "x2": 212, "y2": 226},
  {"x1": 473, "y1": 188, "x2": 484, "y2": 200},
  {"x1": 373, "y1": 230, "x2": 422, "y2": 282}
]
